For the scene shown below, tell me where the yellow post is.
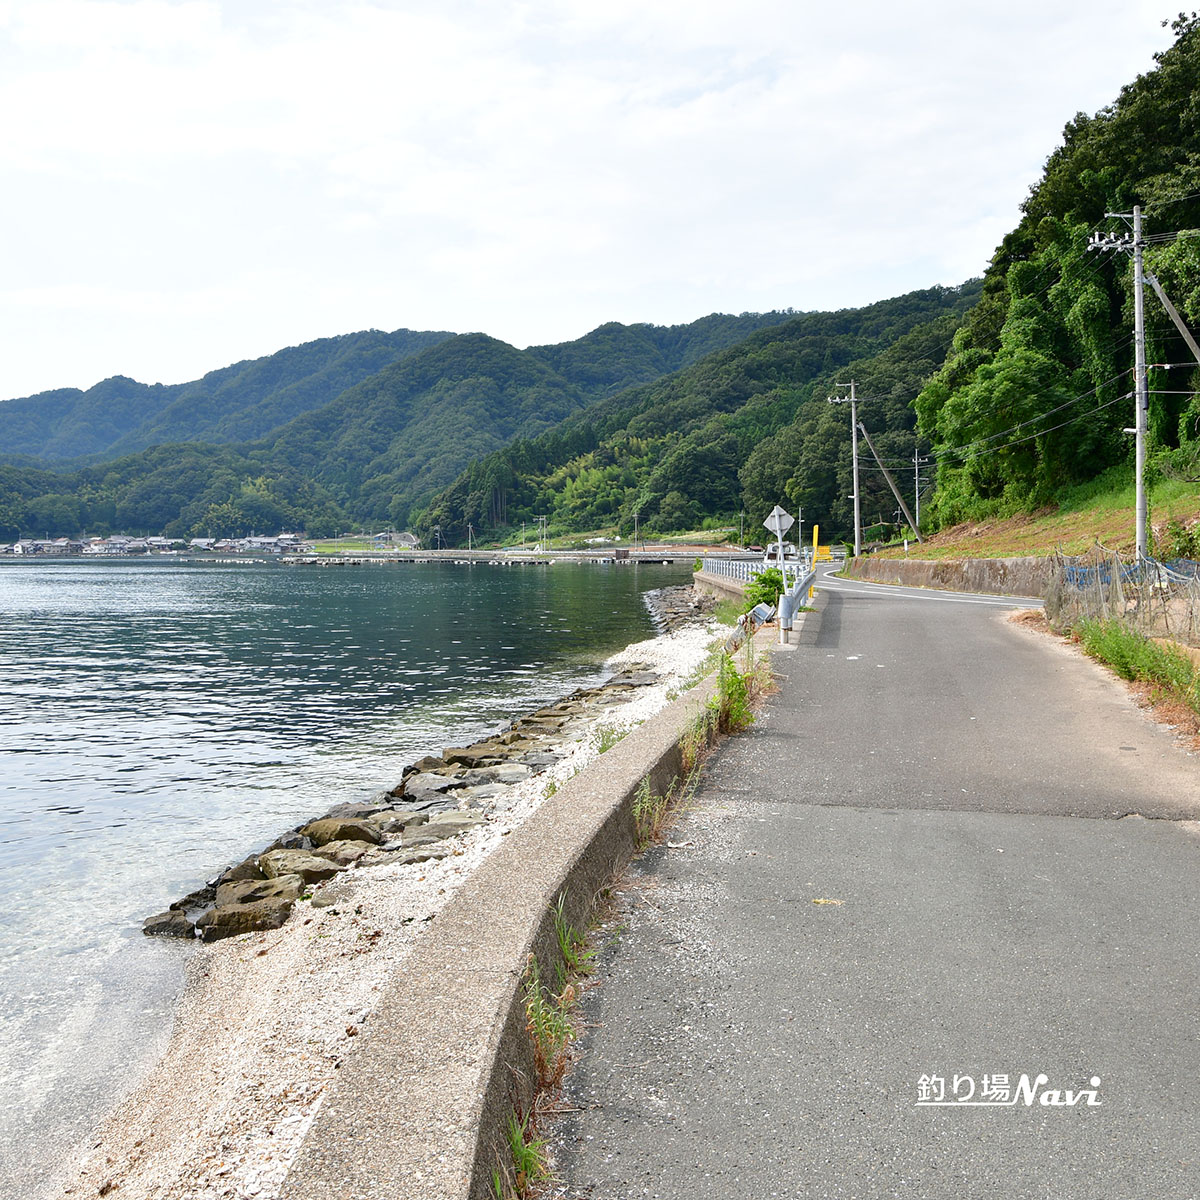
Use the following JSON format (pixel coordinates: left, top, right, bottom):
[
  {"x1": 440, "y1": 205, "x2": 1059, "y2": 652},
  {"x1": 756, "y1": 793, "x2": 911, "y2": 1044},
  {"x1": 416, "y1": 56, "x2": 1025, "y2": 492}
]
[{"x1": 810, "y1": 525, "x2": 819, "y2": 598}]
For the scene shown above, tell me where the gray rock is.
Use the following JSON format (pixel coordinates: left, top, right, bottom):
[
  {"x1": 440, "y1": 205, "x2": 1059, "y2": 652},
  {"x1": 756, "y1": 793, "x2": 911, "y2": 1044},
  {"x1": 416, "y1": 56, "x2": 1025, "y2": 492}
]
[
  {"x1": 400, "y1": 755, "x2": 448, "y2": 779},
  {"x1": 520, "y1": 751, "x2": 562, "y2": 767},
  {"x1": 266, "y1": 831, "x2": 312, "y2": 852},
  {"x1": 401, "y1": 771, "x2": 460, "y2": 796},
  {"x1": 313, "y1": 839, "x2": 371, "y2": 866},
  {"x1": 457, "y1": 784, "x2": 508, "y2": 801},
  {"x1": 259, "y1": 848, "x2": 345, "y2": 884},
  {"x1": 402, "y1": 811, "x2": 487, "y2": 846},
  {"x1": 390, "y1": 795, "x2": 459, "y2": 816},
  {"x1": 393, "y1": 846, "x2": 453, "y2": 866},
  {"x1": 143, "y1": 910, "x2": 196, "y2": 938},
  {"x1": 217, "y1": 856, "x2": 265, "y2": 885},
  {"x1": 322, "y1": 794, "x2": 394, "y2": 819},
  {"x1": 443, "y1": 745, "x2": 508, "y2": 768},
  {"x1": 196, "y1": 897, "x2": 295, "y2": 942},
  {"x1": 460, "y1": 763, "x2": 532, "y2": 786},
  {"x1": 516, "y1": 716, "x2": 569, "y2": 731},
  {"x1": 609, "y1": 670, "x2": 662, "y2": 687},
  {"x1": 169, "y1": 884, "x2": 216, "y2": 913},
  {"x1": 368, "y1": 809, "x2": 430, "y2": 834},
  {"x1": 215, "y1": 873, "x2": 305, "y2": 908},
  {"x1": 302, "y1": 817, "x2": 382, "y2": 847}
]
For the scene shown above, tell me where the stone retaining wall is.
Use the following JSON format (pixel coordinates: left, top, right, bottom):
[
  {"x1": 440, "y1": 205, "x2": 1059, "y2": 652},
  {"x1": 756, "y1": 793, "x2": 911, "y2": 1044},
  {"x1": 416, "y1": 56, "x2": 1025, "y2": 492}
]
[{"x1": 841, "y1": 555, "x2": 1052, "y2": 599}]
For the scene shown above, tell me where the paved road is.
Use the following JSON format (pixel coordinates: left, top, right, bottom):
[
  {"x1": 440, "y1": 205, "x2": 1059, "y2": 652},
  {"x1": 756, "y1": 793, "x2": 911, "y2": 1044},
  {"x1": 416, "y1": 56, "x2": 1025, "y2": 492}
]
[{"x1": 553, "y1": 574, "x2": 1200, "y2": 1199}]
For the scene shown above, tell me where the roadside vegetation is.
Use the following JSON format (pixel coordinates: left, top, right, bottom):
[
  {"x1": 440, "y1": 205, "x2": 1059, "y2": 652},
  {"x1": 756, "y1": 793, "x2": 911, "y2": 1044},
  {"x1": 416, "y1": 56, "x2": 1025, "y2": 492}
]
[
  {"x1": 494, "y1": 625, "x2": 774, "y2": 1199},
  {"x1": 1070, "y1": 619, "x2": 1200, "y2": 732},
  {"x1": 870, "y1": 471, "x2": 1200, "y2": 561}
]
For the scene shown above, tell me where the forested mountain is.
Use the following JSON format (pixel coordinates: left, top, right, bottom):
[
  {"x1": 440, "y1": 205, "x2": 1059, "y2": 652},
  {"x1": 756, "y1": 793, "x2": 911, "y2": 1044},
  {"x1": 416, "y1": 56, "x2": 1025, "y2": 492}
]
[
  {"x1": 0, "y1": 329, "x2": 454, "y2": 462},
  {"x1": 525, "y1": 310, "x2": 799, "y2": 403},
  {"x1": 0, "y1": 312, "x2": 809, "y2": 540},
  {"x1": 258, "y1": 333, "x2": 588, "y2": 527},
  {"x1": 417, "y1": 284, "x2": 981, "y2": 544},
  {"x1": 12, "y1": 6, "x2": 1200, "y2": 553},
  {"x1": 915, "y1": 14, "x2": 1200, "y2": 528}
]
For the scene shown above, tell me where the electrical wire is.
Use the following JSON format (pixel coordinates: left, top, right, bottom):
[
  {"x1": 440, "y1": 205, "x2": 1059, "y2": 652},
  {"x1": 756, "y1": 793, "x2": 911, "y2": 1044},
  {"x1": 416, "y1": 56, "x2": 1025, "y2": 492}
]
[
  {"x1": 933, "y1": 393, "x2": 1129, "y2": 464},
  {"x1": 1145, "y1": 190, "x2": 1200, "y2": 212}
]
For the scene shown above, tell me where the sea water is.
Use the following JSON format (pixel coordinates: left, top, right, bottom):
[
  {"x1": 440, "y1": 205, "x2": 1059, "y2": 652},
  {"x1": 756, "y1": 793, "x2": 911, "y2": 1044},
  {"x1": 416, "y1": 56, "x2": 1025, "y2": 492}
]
[{"x1": 0, "y1": 557, "x2": 687, "y2": 1198}]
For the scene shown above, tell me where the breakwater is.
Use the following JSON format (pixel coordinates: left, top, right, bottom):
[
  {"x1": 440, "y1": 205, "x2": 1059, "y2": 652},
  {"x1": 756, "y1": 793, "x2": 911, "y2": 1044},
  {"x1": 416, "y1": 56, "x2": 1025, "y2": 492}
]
[
  {"x1": 143, "y1": 659, "x2": 674, "y2": 941},
  {"x1": 143, "y1": 585, "x2": 716, "y2": 942}
]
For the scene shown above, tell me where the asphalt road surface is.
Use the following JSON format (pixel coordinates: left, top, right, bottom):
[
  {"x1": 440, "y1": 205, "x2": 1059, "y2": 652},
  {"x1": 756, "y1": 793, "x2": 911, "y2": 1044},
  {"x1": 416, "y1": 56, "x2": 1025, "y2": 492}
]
[{"x1": 552, "y1": 571, "x2": 1200, "y2": 1200}]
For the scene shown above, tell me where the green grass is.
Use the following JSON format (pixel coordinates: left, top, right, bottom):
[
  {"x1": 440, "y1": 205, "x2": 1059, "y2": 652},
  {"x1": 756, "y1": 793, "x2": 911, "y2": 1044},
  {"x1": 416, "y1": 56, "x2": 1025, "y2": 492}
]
[
  {"x1": 1074, "y1": 618, "x2": 1199, "y2": 713},
  {"x1": 503, "y1": 1111, "x2": 550, "y2": 1196},
  {"x1": 592, "y1": 723, "x2": 627, "y2": 754},
  {"x1": 874, "y1": 474, "x2": 1200, "y2": 561},
  {"x1": 523, "y1": 954, "x2": 574, "y2": 1088},
  {"x1": 552, "y1": 892, "x2": 596, "y2": 980},
  {"x1": 711, "y1": 598, "x2": 742, "y2": 626}
]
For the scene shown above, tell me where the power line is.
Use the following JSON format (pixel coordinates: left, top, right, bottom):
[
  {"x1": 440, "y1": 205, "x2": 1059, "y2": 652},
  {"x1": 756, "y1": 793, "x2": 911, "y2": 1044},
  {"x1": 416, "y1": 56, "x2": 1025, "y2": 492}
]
[{"x1": 932, "y1": 394, "x2": 1129, "y2": 464}]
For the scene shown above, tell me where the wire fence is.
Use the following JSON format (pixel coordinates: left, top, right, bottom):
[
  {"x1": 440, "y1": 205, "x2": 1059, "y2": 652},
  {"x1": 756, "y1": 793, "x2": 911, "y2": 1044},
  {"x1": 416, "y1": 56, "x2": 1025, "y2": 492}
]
[{"x1": 1045, "y1": 546, "x2": 1200, "y2": 646}]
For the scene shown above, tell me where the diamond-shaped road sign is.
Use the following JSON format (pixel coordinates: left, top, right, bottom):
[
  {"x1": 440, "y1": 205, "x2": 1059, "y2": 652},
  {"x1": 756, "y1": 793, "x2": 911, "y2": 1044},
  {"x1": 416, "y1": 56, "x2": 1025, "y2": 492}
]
[{"x1": 763, "y1": 505, "x2": 794, "y2": 536}]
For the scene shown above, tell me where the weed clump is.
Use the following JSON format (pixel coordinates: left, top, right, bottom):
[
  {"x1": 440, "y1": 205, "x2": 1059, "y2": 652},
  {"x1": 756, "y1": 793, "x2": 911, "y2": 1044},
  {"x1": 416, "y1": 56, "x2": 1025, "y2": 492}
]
[{"x1": 1074, "y1": 618, "x2": 1200, "y2": 711}]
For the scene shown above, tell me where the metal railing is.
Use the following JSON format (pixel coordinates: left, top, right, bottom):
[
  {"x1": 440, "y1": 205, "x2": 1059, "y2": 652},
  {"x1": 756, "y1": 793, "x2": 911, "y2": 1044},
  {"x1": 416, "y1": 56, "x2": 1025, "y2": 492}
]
[
  {"x1": 698, "y1": 555, "x2": 815, "y2": 632},
  {"x1": 699, "y1": 554, "x2": 811, "y2": 589}
]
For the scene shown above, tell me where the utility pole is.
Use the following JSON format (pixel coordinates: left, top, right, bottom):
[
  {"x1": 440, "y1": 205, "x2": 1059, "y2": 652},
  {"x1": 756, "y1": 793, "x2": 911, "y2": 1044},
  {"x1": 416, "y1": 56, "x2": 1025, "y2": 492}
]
[
  {"x1": 1133, "y1": 205, "x2": 1149, "y2": 560},
  {"x1": 828, "y1": 380, "x2": 862, "y2": 557},
  {"x1": 857, "y1": 422, "x2": 921, "y2": 541},
  {"x1": 913, "y1": 448, "x2": 930, "y2": 532},
  {"x1": 1089, "y1": 205, "x2": 1149, "y2": 559}
]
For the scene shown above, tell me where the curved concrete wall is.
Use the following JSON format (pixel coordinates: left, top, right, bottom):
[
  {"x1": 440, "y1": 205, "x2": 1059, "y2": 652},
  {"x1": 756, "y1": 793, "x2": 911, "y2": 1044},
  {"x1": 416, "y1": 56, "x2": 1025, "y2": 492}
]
[{"x1": 841, "y1": 555, "x2": 1051, "y2": 599}]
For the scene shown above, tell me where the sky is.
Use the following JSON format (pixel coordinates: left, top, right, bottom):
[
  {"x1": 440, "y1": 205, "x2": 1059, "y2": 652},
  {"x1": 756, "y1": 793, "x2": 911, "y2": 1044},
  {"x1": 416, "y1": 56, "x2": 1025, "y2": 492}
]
[{"x1": 0, "y1": 0, "x2": 1181, "y2": 400}]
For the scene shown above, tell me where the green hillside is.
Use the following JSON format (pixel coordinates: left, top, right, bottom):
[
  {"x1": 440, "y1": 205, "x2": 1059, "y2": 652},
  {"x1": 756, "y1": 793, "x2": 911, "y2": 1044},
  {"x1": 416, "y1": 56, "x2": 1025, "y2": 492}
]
[
  {"x1": 417, "y1": 284, "x2": 980, "y2": 545},
  {"x1": 0, "y1": 329, "x2": 454, "y2": 462},
  {"x1": 259, "y1": 333, "x2": 587, "y2": 528},
  {"x1": 915, "y1": 14, "x2": 1200, "y2": 531},
  {"x1": 0, "y1": 311, "x2": 818, "y2": 540},
  {"x1": 525, "y1": 311, "x2": 799, "y2": 402}
]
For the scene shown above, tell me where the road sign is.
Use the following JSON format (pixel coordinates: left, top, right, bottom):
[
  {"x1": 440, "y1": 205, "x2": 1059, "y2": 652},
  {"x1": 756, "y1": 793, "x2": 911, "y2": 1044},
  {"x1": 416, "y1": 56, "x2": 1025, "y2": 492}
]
[{"x1": 763, "y1": 505, "x2": 794, "y2": 536}]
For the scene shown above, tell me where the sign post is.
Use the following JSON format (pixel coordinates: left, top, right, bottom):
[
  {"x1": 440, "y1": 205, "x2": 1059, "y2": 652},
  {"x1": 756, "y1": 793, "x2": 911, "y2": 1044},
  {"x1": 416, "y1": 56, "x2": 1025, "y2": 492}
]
[{"x1": 763, "y1": 505, "x2": 795, "y2": 643}]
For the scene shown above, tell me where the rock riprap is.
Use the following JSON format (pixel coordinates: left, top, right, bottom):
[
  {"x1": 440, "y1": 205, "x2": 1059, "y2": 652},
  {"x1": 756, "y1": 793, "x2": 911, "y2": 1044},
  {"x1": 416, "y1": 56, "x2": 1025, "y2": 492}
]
[{"x1": 142, "y1": 652, "x2": 682, "y2": 942}]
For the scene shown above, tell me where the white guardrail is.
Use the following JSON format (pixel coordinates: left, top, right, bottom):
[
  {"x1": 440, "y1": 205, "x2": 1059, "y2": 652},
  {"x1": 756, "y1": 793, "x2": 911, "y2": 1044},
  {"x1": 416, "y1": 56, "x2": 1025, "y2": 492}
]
[{"x1": 699, "y1": 555, "x2": 816, "y2": 632}]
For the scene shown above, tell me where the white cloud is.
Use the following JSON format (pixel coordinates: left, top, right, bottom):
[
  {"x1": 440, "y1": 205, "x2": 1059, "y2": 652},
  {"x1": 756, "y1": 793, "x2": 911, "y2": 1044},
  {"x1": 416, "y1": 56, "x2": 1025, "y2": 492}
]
[{"x1": 0, "y1": 0, "x2": 1179, "y2": 397}]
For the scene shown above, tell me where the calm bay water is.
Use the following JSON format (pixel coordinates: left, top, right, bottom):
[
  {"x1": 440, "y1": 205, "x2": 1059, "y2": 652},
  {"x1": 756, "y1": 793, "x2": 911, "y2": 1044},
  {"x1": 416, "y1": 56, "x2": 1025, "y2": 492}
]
[{"x1": 0, "y1": 557, "x2": 687, "y2": 1197}]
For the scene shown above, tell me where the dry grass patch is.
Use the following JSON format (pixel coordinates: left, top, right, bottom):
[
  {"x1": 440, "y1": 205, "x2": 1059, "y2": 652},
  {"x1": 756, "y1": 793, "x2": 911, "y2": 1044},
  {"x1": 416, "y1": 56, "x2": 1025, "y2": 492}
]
[{"x1": 1008, "y1": 608, "x2": 1053, "y2": 635}]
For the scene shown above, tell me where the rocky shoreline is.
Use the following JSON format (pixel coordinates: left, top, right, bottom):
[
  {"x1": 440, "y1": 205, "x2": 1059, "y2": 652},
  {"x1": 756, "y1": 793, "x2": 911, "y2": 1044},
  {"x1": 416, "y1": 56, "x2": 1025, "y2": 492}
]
[
  {"x1": 50, "y1": 585, "x2": 723, "y2": 1200},
  {"x1": 143, "y1": 585, "x2": 719, "y2": 944}
]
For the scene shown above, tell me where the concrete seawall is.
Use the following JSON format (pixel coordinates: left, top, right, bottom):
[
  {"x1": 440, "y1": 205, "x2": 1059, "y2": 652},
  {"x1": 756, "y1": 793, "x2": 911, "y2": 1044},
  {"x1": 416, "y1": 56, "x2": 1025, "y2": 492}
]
[
  {"x1": 693, "y1": 569, "x2": 747, "y2": 602},
  {"x1": 840, "y1": 554, "x2": 1052, "y2": 598},
  {"x1": 280, "y1": 665, "x2": 724, "y2": 1200}
]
